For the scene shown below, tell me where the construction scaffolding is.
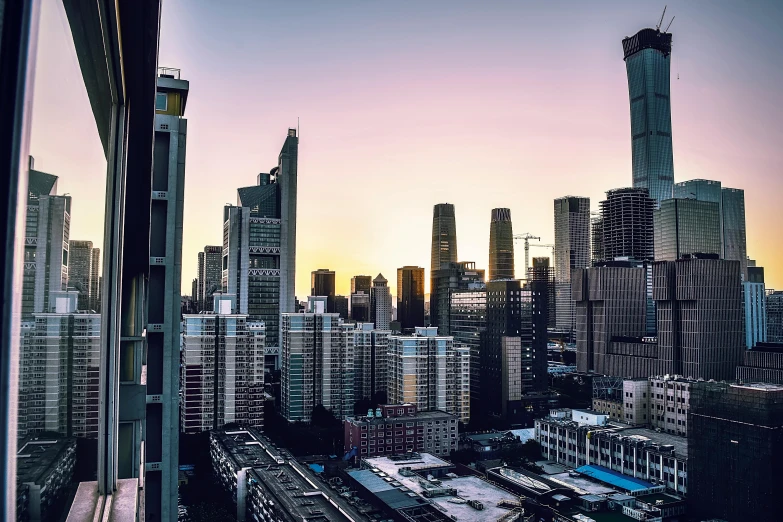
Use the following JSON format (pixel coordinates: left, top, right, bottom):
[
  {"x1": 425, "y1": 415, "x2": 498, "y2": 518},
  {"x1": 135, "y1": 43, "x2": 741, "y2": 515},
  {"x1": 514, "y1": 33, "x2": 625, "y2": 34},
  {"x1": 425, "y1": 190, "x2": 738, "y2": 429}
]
[{"x1": 592, "y1": 376, "x2": 624, "y2": 402}]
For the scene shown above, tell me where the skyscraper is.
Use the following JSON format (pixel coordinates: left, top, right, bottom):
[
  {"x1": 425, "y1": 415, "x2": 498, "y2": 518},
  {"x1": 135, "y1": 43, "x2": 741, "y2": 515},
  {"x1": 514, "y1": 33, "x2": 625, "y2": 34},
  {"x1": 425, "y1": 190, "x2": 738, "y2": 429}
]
[
  {"x1": 744, "y1": 266, "x2": 767, "y2": 348},
  {"x1": 350, "y1": 275, "x2": 372, "y2": 322},
  {"x1": 89, "y1": 246, "x2": 100, "y2": 312},
  {"x1": 198, "y1": 245, "x2": 222, "y2": 311},
  {"x1": 22, "y1": 169, "x2": 71, "y2": 319},
  {"x1": 280, "y1": 313, "x2": 354, "y2": 422},
  {"x1": 352, "y1": 323, "x2": 390, "y2": 403},
  {"x1": 223, "y1": 128, "x2": 299, "y2": 369},
  {"x1": 311, "y1": 268, "x2": 336, "y2": 312},
  {"x1": 767, "y1": 290, "x2": 783, "y2": 343},
  {"x1": 180, "y1": 297, "x2": 265, "y2": 434},
  {"x1": 387, "y1": 327, "x2": 470, "y2": 423},
  {"x1": 653, "y1": 198, "x2": 721, "y2": 260},
  {"x1": 450, "y1": 287, "x2": 486, "y2": 415},
  {"x1": 622, "y1": 27, "x2": 674, "y2": 206},
  {"x1": 370, "y1": 273, "x2": 392, "y2": 330},
  {"x1": 553, "y1": 196, "x2": 590, "y2": 332},
  {"x1": 68, "y1": 240, "x2": 93, "y2": 310},
  {"x1": 529, "y1": 257, "x2": 556, "y2": 330},
  {"x1": 673, "y1": 179, "x2": 748, "y2": 278},
  {"x1": 430, "y1": 261, "x2": 484, "y2": 335},
  {"x1": 396, "y1": 266, "x2": 425, "y2": 332},
  {"x1": 596, "y1": 188, "x2": 655, "y2": 262},
  {"x1": 430, "y1": 202, "x2": 458, "y2": 275},
  {"x1": 488, "y1": 208, "x2": 514, "y2": 280}
]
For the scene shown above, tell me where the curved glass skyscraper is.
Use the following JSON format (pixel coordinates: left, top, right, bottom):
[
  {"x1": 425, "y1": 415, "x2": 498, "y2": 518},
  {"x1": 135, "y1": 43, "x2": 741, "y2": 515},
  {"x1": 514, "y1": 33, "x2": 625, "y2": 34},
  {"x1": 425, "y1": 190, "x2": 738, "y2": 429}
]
[
  {"x1": 488, "y1": 208, "x2": 514, "y2": 280},
  {"x1": 622, "y1": 28, "x2": 674, "y2": 206},
  {"x1": 431, "y1": 203, "x2": 458, "y2": 273}
]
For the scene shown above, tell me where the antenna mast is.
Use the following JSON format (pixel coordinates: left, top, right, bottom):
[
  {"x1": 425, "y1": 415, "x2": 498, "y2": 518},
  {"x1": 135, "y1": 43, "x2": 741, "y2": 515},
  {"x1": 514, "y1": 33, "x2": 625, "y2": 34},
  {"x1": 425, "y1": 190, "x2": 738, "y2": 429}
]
[
  {"x1": 656, "y1": 5, "x2": 667, "y2": 31},
  {"x1": 664, "y1": 16, "x2": 675, "y2": 33}
]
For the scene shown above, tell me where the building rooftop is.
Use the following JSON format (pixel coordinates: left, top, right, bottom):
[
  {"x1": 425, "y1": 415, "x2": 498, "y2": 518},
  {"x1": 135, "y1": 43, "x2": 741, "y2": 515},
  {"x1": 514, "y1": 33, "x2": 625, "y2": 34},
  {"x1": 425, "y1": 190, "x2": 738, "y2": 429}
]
[
  {"x1": 574, "y1": 465, "x2": 656, "y2": 494},
  {"x1": 732, "y1": 382, "x2": 783, "y2": 392},
  {"x1": 347, "y1": 409, "x2": 456, "y2": 425},
  {"x1": 547, "y1": 472, "x2": 617, "y2": 496},
  {"x1": 17, "y1": 433, "x2": 75, "y2": 484},
  {"x1": 365, "y1": 453, "x2": 451, "y2": 472}
]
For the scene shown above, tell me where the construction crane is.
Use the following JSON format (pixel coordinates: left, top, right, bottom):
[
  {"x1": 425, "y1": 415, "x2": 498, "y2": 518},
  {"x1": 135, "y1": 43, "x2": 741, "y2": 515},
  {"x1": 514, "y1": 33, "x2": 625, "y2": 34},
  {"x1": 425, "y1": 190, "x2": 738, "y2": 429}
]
[{"x1": 513, "y1": 233, "x2": 540, "y2": 273}]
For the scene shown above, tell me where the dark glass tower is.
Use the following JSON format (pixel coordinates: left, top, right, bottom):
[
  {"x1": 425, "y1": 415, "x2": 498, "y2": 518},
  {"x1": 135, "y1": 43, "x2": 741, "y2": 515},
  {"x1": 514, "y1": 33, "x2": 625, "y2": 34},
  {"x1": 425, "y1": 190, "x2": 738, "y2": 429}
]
[
  {"x1": 311, "y1": 268, "x2": 336, "y2": 311},
  {"x1": 488, "y1": 208, "x2": 514, "y2": 280},
  {"x1": 396, "y1": 266, "x2": 425, "y2": 332},
  {"x1": 623, "y1": 28, "x2": 674, "y2": 206},
  {"x1": 430, "y1": 203, "x2": 458, "y2": 272},
  {"x1": 350, "y1": 275, "x2": 372, "y2": 322}
]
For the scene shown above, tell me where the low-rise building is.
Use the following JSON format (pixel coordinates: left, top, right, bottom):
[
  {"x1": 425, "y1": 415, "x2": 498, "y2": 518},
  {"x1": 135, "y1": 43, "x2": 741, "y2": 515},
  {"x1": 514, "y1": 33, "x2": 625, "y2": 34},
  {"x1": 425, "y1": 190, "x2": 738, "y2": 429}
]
[
  {"x1": 535, "y1": 409, "x2": 688, "y2": 496},
  {"x1": 343, "y1": 403, "x2": 458, "y2": 458},
  {"x1": 16, "y1": 433, "x2": 76, "y2": 522},
  {"x1": 210, "y1": 427, "x2": 363, "y2": 522}
]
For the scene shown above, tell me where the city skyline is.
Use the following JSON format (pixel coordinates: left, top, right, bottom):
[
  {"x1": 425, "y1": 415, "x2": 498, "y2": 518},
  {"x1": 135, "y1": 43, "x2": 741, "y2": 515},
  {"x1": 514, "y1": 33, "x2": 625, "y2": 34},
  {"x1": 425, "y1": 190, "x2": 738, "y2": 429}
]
[{"x1": 30, "y1": 0, "x2": 783, "y2": 297}]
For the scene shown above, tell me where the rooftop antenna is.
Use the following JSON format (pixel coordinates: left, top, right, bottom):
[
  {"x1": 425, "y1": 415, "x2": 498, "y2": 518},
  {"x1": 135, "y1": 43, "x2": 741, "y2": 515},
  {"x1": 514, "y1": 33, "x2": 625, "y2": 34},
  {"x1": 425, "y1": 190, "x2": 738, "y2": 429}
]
[
  {"x1": 664, "y1": 16, "x2": 675, "y2": 33},
  {"x1": 656, "y1": 5, "x2": 667, "y2": 31},
  {"x1": 297, "y1": 116, "x2": 300, "y2": 138}
]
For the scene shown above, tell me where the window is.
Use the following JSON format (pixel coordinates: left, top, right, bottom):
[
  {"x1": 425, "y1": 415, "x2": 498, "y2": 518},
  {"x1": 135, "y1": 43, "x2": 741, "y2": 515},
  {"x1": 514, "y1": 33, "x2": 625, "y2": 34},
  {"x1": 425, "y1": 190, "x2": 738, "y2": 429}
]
[{"x1": 156, "y1": 92, "x2": 168, "y2": 111}]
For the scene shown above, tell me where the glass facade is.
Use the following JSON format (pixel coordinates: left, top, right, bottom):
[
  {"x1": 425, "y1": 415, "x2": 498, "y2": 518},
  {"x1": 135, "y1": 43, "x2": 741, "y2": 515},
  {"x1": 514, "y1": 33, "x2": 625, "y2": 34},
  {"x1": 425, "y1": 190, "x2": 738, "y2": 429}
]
[
  {"x1": 488, "y1": 208, "x2": 514, "y2": 280},
  {"x1": 623, "y1": 28, "x2": 675, "y2": 206},
  {"x1": 653, "y1": 198, "x2": 721, "y2": 260},
  {"x1": 396, "y1": 266, "x2": 425, "y2": 331}
]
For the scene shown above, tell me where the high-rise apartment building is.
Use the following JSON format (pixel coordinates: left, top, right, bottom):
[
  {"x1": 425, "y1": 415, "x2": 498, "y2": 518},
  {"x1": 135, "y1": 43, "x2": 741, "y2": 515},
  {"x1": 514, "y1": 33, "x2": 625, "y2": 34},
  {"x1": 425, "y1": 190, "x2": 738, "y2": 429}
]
[
  {"x1": 280, "y1": 313, "x2": 355, "y2": 422},
  {"x1": 396, "y1": 266, "x2": 425, "y2": 332},
  {"x1": 430, "y1": 261, "x2": 484, "y2": 335},
  {"x1": 553, "y1": 196, "x2": 590, "y2": 332},
  {"x1": 673, "y1": 179, "x2": 748, "y2": 278},
  {"x1": 311, "y1": 268, "x2": 336, "y2": 312},
  {"x1": 430, "y1": 203, "x2": 458, "y2": 273},
  {"x1": 180, "y1": 298, "x2": 265, "y2": 434},
  {"x1": 19, "y1": 294, "x2": 100, "y2": 438},
  {"x1": 574, "y1": 257, "x2": 744, "y2": 380},
  {"x1": 352, "y1": 323, "x2": 391, "y2": 402},
  {"x1": 370, "y1": 273, "x2": 392, "y2": 330},
  {"x1": 67, "y1": 240, "x2": 93, "y2": 310},
  {"x1": 767, "y1": 290, "x2": 783, "y2": 343},
  {"x1": 688, "y1": 382, "x2": 783, "y2": 521},
  {"x1": 22, "y1": 169, "x2": 71, "y2": 319},
  {"x1": 488, "y1": 208, "x2": 514, "y2": 280},
  {"x1": 622, "y1": 27, "x2": 674, "y2": 206},
  {"x1": 653, "y1": 198, "x2": 721, "y2": 260},
  {"x1": 449, "y1": 287, "x2": 486, "y2": 414},
  {"x1": 197, "y1": 245, "x2": 222, "y2": 311},
  {"x1": 223, "y1": 129, "x2": 298, "y2": 368},
  {"x1": 595, "y1": 188, "x2": 655, "y2": 262},
  {"x1": 387, "y1": 327, "x2": 470, "y2": 423},
  {"x1": 89, "y1": 246, "x2": 100, "y2": 312},
  {"x1": 744, "y1": 266, "x2": 767, "y2": 348},
  {"x1": 350, "y1": 275, "x2": 372, "y2": 322}
]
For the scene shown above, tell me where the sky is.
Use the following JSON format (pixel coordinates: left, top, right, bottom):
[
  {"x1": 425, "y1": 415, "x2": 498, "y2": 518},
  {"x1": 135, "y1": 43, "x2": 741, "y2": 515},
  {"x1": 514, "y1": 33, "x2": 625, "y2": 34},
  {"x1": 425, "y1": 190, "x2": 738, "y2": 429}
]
[{"x1": 30, "y1": 0, "x2": 783, "y2": 297}]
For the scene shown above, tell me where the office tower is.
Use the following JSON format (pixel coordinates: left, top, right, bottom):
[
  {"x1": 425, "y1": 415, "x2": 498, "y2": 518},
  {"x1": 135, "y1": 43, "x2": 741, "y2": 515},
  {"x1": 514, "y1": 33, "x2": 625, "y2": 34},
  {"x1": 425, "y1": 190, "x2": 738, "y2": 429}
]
[
  {"x1": 180, "y1": 297, "x2": 265, "y2": 434},
  {"x1": 280, "y1": 313, "x2": 355, "y2": 422},
  {"x1": 68, "y1": 240, "x2": 93, "y2": 310},
  {"x1": 736, "y1": 343, "x2": 783, "y2": 385},
  {"x1": 334, "y1": 295, "x2": 349, "y2": 319},
  {"x1": 16, "y1": 434, "x2": 76, "y2": 522},
  {"x1": 197, "y1": 245, "x2": 222, "y2": 311},
  {"x1": 721, "y1": 187, "x2": 748, "y2": 278},
  {"x1": 553, "y1": 196, "x2": 590, "y2": 332},
  {"x1": 223, "y1": 129, "x2": 299, "y2": 368},
  {"x1": 89, "y1": 246, "x2": 100, "y2": 311},
  {"x1": 387, "y1": 327, "x2": 470, "y2": 423},
  {"x1": 430, "y1": 203, "x2": 458, "y2": 273},
  {"x1": 622, "y1": 26, "x2": 674, "y2": 206},
  {"x1": 744, "y1": 266, "x2": 767, "y2": 348},
  {"x1": 370, "y1": 274, "x2": 392, "y2": 330},
  {"x1": 430, "y1": 261, "x2": 485, "y2": 335},
  {"x1": 396, "y1": 266, "x2": 425, "y2": 332},
  {"x1": 22, "y1": 169, "x2": 71, "y2": 319},
  {"x1": 574, "y1": 257, "x2": 743, "y2": 380},
  {"x1": 596, "y1": 188, "x2": 655, "y2": 262},
  {"x1": 688, "y1": 382, "x2": 783, "y2": 521},
  {"x1": 352, "y1": 323, "x2": 391, "y2": 402},
  {"x1": 674, "y1": 179, "x2": 748, "y2": 278},
  {"x1": 529, "y1": 257, "x2": 556, "y2": 329},
  {"x1": 350, "y1": 275, "x2": 372, "y2": 321},
  {"x1": 450, "y1": 286, "x2": 486, "y2": 414},
  {"x1": 488, "y1": 208, "x2": 514, "y2": 280},
  {"x1": 311, "y1": 268, "x2": 336, "y2": 312},
  {"x1": 768, "y1": 290, "x2": 783, "y2": 343},
  {"x1": 590, "y1": 213, "x2": 604, "y2": 264},
  {"x1": 653, "y1": 198, "x2": 721, "y2": 260},
  {"x1": 18, "y1": 294, "x2": 100, "y2": 438}
]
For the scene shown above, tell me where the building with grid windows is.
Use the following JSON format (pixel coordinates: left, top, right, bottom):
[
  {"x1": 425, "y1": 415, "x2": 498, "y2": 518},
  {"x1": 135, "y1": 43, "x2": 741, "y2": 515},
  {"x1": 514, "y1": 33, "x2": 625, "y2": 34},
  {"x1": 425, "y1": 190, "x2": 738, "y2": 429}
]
[
  {"x1": 387, "y1": 327, "x2": 470, "y2": 423},
  {"x1": 196, "y1": 245, "x2": 222, "y2": 312},
  {"x1": 595, "y1": 188, "x2": 655, "y2": 263},
  {"x1": 370, "y1": 273, "x2": 392, "y2": 330},
  {"x1": 280, "y1": 313, "x2": 355, "y2": 423},
  {"x1": 430, "y1": 261, "x2": 484, "y2": 335},
  {"x1": 488, "y1": 208, "x2": 514, "y2": 280},
  {"x1": 554, "y1": 196, "x2": 590, "y2": 332},
  {"x1": 653, "y1": 198, "x2": 721, "y2": 260},
  {"x1": 449, "y1": 286, "x2": 486, "y2": 414},
  {"x1": 67, "y1": 240, "x2": 94, "y2": 311},
  {"x1": 180, "y1": 297, "x2": 265, "y2": 434},
  {"x1": 350, "y1": 275, "x2": 372, "y2": 321},
  {"x1": 622, "y1": 27, "x2": 675, "y2": 206},
  {"x1": 352, "y1": 323, "x2": 391, "y2": 402}
]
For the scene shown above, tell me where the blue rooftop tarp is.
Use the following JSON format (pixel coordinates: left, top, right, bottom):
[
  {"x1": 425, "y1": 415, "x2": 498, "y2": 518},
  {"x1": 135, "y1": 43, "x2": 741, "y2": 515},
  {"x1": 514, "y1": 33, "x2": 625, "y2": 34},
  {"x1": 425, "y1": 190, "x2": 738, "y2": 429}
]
[{"x1": 574, "y1": 465, "x2": 655, "y2": 493}]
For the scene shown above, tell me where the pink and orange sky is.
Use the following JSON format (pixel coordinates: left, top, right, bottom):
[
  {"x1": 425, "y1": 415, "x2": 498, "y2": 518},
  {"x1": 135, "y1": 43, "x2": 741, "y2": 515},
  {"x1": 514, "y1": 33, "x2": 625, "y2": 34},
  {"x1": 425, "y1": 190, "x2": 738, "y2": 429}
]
[{"x1": 31, "y1": 0, "x2": 783, "y2": 296}]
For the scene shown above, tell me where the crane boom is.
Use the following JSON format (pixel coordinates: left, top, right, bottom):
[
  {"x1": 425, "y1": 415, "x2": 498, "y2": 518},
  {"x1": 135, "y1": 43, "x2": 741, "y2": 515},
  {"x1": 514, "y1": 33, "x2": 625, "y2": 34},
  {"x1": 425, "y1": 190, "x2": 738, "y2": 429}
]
[{"x1": 513, "y1": 233, "x2": 540, "y2": 274}]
